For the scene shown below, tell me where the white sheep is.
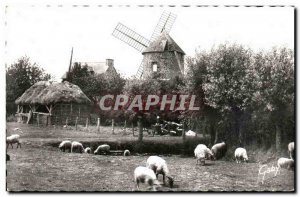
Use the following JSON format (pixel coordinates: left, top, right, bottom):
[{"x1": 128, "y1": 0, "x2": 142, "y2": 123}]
[
  {"x1": 194, "y1": 144, "x2": 213, "y2": 165},
  {"x1": 146, "y1": 156, "x2": 174, "y2": 188},
  {"x1": 134, "y1": 166, "x2": 161, "y2": 191},
  {"x1": 234, "y1": 147, "x2": 248, "y2": 163},
  {"x1": 94, "y1": 144, "x2": 110, "y2": 155},
  {"x1": 288, "y1": 142, "x2": 294, "y2": 160},
  {"x1": 123, "y1": 149, "x2": 130, "y2": 156},
  {"x1": 71, "y1": 141, "x2": 84, "y2": 153},
  {"x1": 13, "y1": 128, "x2": 23, "y2": 133},
  {"x1": 211, "y1": 142, "x2": 227, "y2": 160},
  {"x1": 277, "y1": 157, "x2": 294, "y2": 172},
  {"x1": 6, "y1": 134, "x2": 21, "y2": 149},
  {"x1": 84, "y1": 147, "x2": 91, "y2": 154},
  {"x1": 186, "y1": 130, "x2": 197, "y2": 137},
  {"x1": 58, "y1": 140, "x2": 72, "y2": 152}
]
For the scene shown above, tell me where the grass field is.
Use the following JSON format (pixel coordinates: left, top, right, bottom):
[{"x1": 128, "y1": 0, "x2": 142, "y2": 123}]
[{"x1": 6, "y1": 122, "x2": 295, "y2": 192}]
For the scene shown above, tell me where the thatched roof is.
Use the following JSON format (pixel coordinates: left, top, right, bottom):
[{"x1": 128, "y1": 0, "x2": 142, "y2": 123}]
[
  {"x1": 142, "y1": 31, "x2": 185, "y2": 55},
  {"x1": 15, "y1": 81, "x2": 91, "y2": 105}
]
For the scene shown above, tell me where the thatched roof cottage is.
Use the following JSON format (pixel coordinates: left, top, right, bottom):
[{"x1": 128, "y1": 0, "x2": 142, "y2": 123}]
[{"x1": 15, "y1": 81, "x2": 91, "y2": 126}]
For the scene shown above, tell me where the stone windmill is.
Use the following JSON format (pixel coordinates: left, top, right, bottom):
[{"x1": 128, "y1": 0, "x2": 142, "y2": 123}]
[{"x1": 112, "y1": 11, "x2": 185, "y2": 79}]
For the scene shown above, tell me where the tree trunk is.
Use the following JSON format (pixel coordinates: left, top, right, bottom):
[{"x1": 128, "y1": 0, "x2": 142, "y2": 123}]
[
  {"x1": 182, "y1": 121, "x2": 186, "y2": 141},
  {"x1": 210, "y1": 123, "x2": 215, "y2": 145},
  {"x1": 275, "y1": 124, "x2": 282, "y2": 151},
  {"x1": 214, "y1": 128, "x2": 218, "y2": 144},
  {"x1": 138, "y1": 120, "x2": 143, "y2": 142}
]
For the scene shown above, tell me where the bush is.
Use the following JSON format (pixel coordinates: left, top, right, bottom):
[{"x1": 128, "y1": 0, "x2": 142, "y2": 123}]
[{"x1": 6, "y1": 114, "x2": 17, "y2": 122}]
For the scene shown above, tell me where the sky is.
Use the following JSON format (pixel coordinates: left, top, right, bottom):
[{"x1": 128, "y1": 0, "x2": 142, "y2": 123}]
[{"x1": 4, "y1": 6, "x2": 294, "y2": 81}]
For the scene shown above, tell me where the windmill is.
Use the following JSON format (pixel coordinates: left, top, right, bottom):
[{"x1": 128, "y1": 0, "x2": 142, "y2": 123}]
[{"x1": 112, "y1": 11, "x2": 185, "y2": 79}]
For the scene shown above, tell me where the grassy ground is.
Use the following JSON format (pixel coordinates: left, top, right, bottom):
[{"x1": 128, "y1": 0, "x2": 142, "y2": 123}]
[{"x1": 6, "y1": 122, "x2": 295, "y2": 192}]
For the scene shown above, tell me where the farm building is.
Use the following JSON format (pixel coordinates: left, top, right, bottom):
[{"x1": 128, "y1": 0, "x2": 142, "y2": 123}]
[
  {"x1": 61, "y1": 59, "x2": 118, "y2": 81},
  {"x1": 15, "y1": 81, "x2": 92, "y2": 126}
]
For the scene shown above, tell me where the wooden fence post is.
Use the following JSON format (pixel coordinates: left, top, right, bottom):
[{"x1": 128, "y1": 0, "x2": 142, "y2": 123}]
[
  {"x1": 37, "y1": 113, "x2": 40, "y2": 127},
  {"x1": 97, "y1": 118, "x2": 100, "y2": 132},
  {"x1": 75, "y1": 117, "x2": 78, "y2": 130},
  {"x1": 85, "y1": 118, "x2": 89, "y2": 130},
  {"x1": 132, "y1": 122, "x2": 134, "y2": 136},
  {"x1": 138, "y1": 118, "x2": 143, "y2": 142},
  {"x1": 182, "y1": 121, "x2": 186, "y2": 141},
  {"x1": 123, "y1": 120, "x2": 127, "y2": 135},
  {"x1": 112, "y1": 119, "x2": 115, "y2": 134}
]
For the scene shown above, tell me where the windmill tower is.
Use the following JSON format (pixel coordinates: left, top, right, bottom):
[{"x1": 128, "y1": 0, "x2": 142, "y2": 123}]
[{"x1": 112, "y1": 11, "x2": 185, "y2": 79}]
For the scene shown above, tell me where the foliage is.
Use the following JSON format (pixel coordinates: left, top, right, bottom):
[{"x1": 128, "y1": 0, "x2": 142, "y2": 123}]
[
  {"x1": 123, "y1": 76, "x2": 185, "y2": 127},
  {"x1": 67, "y1": 62, "x2": 126, "y2": 120},
  {"x1": 6, "y1": 56, "x2": 51, "y2": 102},
  {"x1": 184, "y1": 44, "x2": 294, "y2": 149}
]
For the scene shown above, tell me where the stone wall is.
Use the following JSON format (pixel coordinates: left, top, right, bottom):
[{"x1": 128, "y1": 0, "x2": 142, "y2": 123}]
[{"x1": 142, "y1": 51, "x2": 184, "y2": 79}]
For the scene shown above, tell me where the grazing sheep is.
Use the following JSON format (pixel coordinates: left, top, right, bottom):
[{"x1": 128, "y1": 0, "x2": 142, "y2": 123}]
[
  {"x1": 186, "y1": 130, "x2": 197, "y2": 137},
  {"x1": 194, "y1": 144, "x2": 213, "y2": 165},
  {"x1": 84, "y1": 147, "x2": 91, "y2": 154},
  {"x1": 123, "y1": 149, "x2": 130, "y2": 156},
  {"x1": 288, "y1": 142, "x2": 294, "y2": 160},
  {"x1": 277, "y1": 157, "x2": 294, "y2": 172},
  {"x1": 58, "y1": 140, "x2": 72, "y2": 152},
  {"x1": 211, "y1": 142, "x2": 227, "y2": 160},
  {"x1": 234, "y1": 147, "x2": 248, "y2": 163},
  {"x1": 6, "y1": 134, "x2": 21, "y2": 149},
  {"x1": 94, "y1": 144, "x2": 110, "y2": 155},
  {"x1": 71, "y1": 141, "x2": 84, "y2": 153},
  {"x1": 134, "y1": 166, "x2": 161, "y2": 191},
  {"x1": 146, "y1": 156, "x2": 174, "y2": 188},
  {"x1": 13, "y1": 128, "x2": 23, "y2": 133}
]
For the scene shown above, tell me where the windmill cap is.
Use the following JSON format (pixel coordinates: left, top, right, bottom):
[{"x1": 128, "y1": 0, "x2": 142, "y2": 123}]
[{"x1": 142, "y1": 31, "x2": 185, "y2": 55}]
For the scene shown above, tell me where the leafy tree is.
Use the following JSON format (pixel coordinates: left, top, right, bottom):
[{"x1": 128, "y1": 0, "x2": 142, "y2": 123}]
[
  {"x1": 252, "y1": 48, "x2": 294, "y2": 150},
  {"x1": 123, "y1": 76, "x2": 185, "y2": 127},
  {"x1": 6, "y1": 56, "x2": 51, "y2": 102},
  {"x1": 67, "y1": 62, "x2": 126, "y2": 120},
  {"x1": 188, "y1": 44, "x2": 255, "y2": 145}
]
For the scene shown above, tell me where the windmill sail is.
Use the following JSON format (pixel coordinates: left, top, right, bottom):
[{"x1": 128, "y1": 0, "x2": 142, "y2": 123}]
[
  {"x1": 149, "y1": 11, "x2": 177, "y2": 42},
  {"x1": 135, "y1": 62, "x2": 144, "y2": 79},
  {"x1": 112, "y1": 23, "x2": 150, "y2": 52}
]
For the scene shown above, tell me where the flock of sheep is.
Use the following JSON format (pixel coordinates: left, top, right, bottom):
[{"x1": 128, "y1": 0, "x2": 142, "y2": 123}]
[
  {"x1": 56, "y1": 139, "x2": 295, "y2": 191},
  {"x1": 6, "y1": 127, "x2": 295, "y2": 191}
]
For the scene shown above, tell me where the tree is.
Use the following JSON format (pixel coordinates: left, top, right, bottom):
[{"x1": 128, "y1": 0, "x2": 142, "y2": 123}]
[
  {"x1": 200, "y1": 44, "x2": 255, "y2": 145},
  {"x1": 252, "y1": 47, "x2": 294, "y2": 151},
  {"x1": 6, "y1": 56, "x2": 51, "y2": 102},
  {"x1": 67, "y1": 62, "x2": 126, "y2": 119}
]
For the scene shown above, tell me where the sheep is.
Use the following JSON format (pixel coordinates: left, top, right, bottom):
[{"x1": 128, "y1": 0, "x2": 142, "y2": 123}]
[
  {"x1": 6, "y1": 134, "x2": 21, "y2": 149},
  {"x1": 146, "y1": 156, "x2": 174, "y2": 188},
  {"x1": 71, "y1": 141, "x2": 84, "y2": 153},
  {"x1": 277, "y1": 157, "x2": 294, "y2": 172},
  {"x1": 211, "y1": 142, "x2": 227, "y2": 160},
  {"x1": 194, "y1": 144, "x2": 213, "y2": 165},
  {"x1": 123, "y1": 149, "x2": 130, "y2": 156},
  {"x1": 13, "y1": 128, "x2": 23, "y2": 133},
  {"x1": 186, "y1": 130, "x2": 197, "y2": 137},
  {"x1": 234, "y1": 147, "x2": 248, "y2": 163},
  {"x1": 58, "y1": 140, "x2": 72, "y2": 152},
  {"x1": 94, "y1": 144, "x2": 110, "y2": 155},
  {"x1": 134, "y1": 166, "x2": 161, "y2": 191},
  {"x1": 288, "y1": 142, "x2": 294, "y2": 160},
  {"x1": 84, "y1": 147, "x2": 91, "y2": 154}
]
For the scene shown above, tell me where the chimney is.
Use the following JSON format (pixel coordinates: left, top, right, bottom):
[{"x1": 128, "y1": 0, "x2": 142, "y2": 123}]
[{"x1": 106, "y1": 59, "x2": 114, "y2": 67}]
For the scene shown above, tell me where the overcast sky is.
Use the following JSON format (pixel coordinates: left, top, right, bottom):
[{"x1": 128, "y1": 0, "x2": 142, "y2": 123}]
[{"x1": 4, "y1": 6, "x2": 294, "y2": 80}]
